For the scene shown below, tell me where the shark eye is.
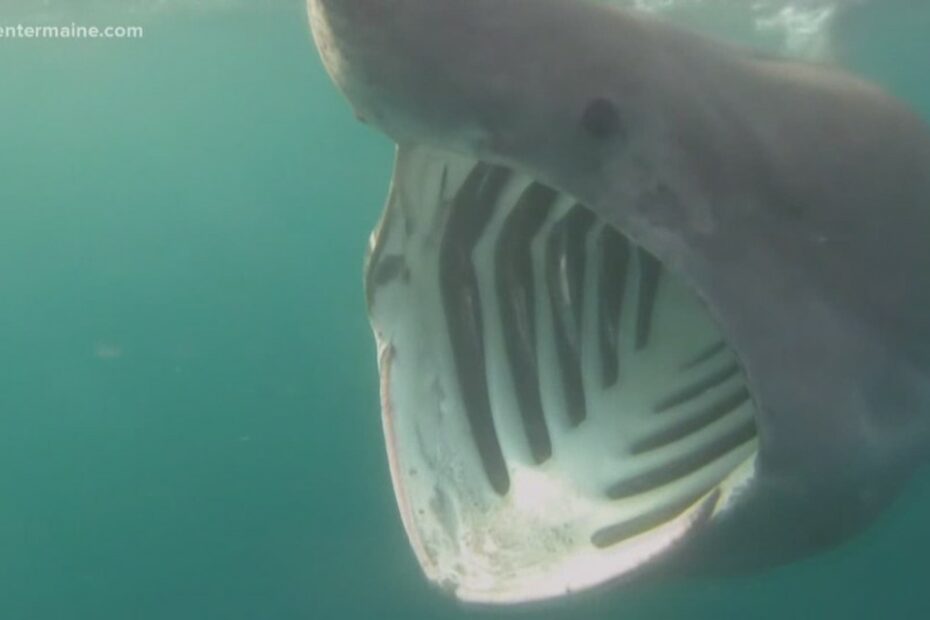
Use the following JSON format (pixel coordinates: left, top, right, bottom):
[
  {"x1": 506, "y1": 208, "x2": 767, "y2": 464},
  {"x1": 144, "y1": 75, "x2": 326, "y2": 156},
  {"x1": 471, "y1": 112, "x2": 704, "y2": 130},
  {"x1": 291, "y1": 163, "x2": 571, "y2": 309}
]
[{"x1": 581, "y1": 97, "x2": 622, "y2": 140}]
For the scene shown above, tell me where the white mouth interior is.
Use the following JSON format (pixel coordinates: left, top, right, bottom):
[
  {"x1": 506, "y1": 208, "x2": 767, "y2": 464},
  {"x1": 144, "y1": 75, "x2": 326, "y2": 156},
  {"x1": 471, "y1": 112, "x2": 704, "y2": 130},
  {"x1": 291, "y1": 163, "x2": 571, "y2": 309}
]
[{"x1": 366, "y1": 145, "x2": 758, "y2": 604}]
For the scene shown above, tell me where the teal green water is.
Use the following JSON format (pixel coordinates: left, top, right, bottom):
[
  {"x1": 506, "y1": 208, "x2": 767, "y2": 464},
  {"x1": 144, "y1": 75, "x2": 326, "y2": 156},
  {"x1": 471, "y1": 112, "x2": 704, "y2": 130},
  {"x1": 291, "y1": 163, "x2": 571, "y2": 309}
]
[{"x1": 2, "y1": 3, "x2": 930, "y2": 618}]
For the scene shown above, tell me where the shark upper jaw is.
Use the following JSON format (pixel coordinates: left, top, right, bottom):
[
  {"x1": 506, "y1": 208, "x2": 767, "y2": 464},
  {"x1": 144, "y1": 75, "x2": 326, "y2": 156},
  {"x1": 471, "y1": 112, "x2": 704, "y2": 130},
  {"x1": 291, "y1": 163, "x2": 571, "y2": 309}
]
[{"x1": 305, "y1": 0, "x2": 697, "y2": 180}]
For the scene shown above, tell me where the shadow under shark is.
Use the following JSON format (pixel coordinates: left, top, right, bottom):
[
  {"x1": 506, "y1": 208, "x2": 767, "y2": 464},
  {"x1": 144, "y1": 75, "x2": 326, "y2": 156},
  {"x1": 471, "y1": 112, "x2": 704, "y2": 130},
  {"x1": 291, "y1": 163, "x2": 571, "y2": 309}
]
[{"x1": 306, "y1": 0, "x2": 930, "y2": 605}]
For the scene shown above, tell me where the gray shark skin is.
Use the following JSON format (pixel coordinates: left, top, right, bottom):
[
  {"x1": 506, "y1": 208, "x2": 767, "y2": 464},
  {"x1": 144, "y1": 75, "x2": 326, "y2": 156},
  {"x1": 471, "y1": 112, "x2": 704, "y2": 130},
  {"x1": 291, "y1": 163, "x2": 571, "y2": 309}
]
[{"x1": 307, "y1": 0, "x2": 930, "y2": 604}]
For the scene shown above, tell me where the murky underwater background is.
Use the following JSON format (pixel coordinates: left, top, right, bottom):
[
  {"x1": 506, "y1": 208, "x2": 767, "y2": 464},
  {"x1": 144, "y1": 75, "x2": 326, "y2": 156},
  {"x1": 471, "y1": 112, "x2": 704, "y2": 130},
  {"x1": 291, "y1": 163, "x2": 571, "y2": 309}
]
[{"x1": 1, "y1": 1, "x2": 929, "y2": 618}]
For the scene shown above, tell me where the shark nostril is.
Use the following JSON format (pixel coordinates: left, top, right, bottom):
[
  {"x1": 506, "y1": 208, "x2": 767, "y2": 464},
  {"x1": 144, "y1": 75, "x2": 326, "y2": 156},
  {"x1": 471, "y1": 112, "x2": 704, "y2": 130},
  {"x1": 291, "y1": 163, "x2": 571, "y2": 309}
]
[{"x1": 581, "y1": 97, "x2": 622, "y2": 140}]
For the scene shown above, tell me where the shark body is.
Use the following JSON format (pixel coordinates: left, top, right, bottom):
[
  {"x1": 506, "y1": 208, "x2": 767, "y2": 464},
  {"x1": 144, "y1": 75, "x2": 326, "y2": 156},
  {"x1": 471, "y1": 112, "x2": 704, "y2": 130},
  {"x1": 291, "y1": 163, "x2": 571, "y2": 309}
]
[{"x1": 307, "y1": 0, "x2": 930, "y2": 604}]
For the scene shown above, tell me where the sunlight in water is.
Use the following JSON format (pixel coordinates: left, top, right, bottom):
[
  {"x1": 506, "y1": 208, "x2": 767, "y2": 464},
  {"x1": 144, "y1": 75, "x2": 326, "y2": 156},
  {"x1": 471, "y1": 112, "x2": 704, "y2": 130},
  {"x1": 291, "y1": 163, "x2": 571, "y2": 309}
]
[{"x1": 608, "y1": 0, "x2": 871, "y2": 59}]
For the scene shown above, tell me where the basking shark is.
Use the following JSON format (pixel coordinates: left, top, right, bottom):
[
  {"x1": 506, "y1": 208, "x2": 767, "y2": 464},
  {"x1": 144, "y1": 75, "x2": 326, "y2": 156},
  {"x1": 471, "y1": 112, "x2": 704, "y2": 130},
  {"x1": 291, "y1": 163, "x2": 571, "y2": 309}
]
[{"x1": 306, "y1": 0, "x2": 930, "y2": 605}]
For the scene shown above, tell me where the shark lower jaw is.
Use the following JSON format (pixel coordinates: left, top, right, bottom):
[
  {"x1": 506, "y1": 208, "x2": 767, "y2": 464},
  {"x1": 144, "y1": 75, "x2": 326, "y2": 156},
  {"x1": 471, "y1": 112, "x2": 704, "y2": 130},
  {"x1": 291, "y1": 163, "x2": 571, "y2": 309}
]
[{"x1": 366, "y1": 144, "x2": 759, "y2": 605}]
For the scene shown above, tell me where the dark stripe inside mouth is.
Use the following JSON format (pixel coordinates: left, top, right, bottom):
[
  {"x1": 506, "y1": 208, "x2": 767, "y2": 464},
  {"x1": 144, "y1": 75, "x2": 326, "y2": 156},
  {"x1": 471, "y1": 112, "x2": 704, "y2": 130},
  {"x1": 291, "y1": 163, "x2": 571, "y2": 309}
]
[
  {"x1": 632, "y1": 387, "x2": 752, "y2": 453},
  {"x1": 546, "y1": 206, "x2": 595, "y2": 426},
  {"x1": 591, "y1": 489, "x2": 721, "y2": 549},
  {"x1": 597, "y1": 227, "x2": 631, "y2": 388},
  {"x1": 496, "y1": 183, "x2": 559, "y2": 464},
  {"x1": 606, "y1": 417, "x2": 757, "y2": 500},
  {"x1": 653, "y1": 361, "x2": 742, "y2": 414},
  {"x1": 438, "y1": 164, "x2": 513, "y2": 495},
  {"x1": 635, "y1": 253, "x2": 662, "y2": 351}
]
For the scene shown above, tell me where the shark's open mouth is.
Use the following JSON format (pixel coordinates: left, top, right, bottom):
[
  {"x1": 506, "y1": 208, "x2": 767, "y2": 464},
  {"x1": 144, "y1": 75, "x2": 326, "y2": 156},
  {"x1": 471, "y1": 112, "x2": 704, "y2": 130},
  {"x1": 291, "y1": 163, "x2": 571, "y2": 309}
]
[{"x1": 365, "y1": 145, "x2": 759, "y2": 604}]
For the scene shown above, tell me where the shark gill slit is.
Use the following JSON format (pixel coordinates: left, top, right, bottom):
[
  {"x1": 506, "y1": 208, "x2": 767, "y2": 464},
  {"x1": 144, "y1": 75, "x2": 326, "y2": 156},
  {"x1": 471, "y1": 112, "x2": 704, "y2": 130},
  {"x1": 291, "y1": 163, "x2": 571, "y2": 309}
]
[
  {"x1": 546, "y1": 206, "x2": 595, "y2": 426},
  {"x1": 596, "y1": 226, "x2": 631, "y2": 388},
  {"x1": 438, "y1": 164, "x2": 513, "y2": 495},
  {"x1": 370, "y1": 152, "x2": 760, "y2": 548},
  {"x1": 495, "y1": 183, "x2": 559, "y2": 464}
]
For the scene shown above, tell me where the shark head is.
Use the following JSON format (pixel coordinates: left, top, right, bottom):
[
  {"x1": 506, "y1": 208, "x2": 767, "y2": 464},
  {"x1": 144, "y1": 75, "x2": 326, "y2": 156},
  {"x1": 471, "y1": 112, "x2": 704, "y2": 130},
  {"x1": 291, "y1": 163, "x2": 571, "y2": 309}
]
[
  {"x1": 310, "y1": 1, "x2": 697, "y2": 198},
  {"x1": 308, "y1": 0, "x2": 930, "y2": 605}
]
